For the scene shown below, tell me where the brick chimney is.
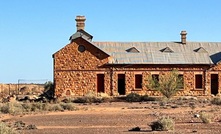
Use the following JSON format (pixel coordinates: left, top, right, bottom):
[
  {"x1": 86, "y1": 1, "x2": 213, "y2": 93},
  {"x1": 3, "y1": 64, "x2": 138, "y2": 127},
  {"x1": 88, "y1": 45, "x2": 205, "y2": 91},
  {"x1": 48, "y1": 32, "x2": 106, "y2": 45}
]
[
  {"x1": 180, "y1": 31, "x2": 187, "y2": 44},
  {"x1": 75, "y1": 16, "x2": 86, "y2": 31}
]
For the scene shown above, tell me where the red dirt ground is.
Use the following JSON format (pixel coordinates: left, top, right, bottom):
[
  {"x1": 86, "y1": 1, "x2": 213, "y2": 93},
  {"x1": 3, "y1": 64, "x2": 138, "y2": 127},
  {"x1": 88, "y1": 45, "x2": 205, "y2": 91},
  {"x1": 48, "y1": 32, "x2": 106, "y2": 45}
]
[{"x1": 1, "y1": 101, "x2": 221, "y2": 134}]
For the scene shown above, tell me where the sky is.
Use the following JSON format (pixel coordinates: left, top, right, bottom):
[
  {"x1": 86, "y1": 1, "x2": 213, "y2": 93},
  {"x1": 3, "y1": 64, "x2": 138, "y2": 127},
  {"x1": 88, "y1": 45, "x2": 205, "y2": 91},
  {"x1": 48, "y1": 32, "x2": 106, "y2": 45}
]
[{"x1": 0, "y1": 0, "x2": 221, "y2": 83}]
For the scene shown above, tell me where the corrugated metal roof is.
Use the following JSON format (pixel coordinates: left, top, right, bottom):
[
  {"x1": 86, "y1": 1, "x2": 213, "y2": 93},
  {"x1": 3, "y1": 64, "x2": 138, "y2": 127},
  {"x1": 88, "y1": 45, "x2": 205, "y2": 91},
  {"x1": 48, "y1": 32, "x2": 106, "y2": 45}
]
[{"x1": 93, "y1": 42, "x2": 221, "y2": 64}]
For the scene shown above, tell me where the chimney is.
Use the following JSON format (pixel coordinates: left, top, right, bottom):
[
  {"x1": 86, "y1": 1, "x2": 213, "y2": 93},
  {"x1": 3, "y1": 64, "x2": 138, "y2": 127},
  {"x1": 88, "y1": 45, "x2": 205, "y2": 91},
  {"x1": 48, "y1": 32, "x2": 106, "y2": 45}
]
[
  {"x1": 180, "y1": 31, "x2": 187, "y2": 44},
  {"x1": 75, "y1": 15, "x2": 86, "y2": 31}
]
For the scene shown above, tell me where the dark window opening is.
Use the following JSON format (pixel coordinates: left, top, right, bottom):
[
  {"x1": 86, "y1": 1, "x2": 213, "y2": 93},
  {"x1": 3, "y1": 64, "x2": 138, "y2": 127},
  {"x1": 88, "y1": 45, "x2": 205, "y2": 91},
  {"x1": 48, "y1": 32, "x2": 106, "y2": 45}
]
[
  {"x1": 151, "y1": 74, "x2": 159, "y2": 88},
  {"x1": 152, "y1": 74, "x2": 159, "y2": 82},
  {"x1": 126, "y1": 47, "x2": 139, "y2": 53},
  {"x1": 135, "y1": 74, "x2": 142, "y2": 88},
  {"x1": 178, "y1": 74, "x2": 184, "y2": 89},
  {"x1": 160, "y1": 47, "x2": 174, "y2": 53},
  {"x1": 195, "y1": 74, "x2": 203, "y2": 89},
  {"x1": 78, "y1": 45, "x2": 86, "y2": 52}
]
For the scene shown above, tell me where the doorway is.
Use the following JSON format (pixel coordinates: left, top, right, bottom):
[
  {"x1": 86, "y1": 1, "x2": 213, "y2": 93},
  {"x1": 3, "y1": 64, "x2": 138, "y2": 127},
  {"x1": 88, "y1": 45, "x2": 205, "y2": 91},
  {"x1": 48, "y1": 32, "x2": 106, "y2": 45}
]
[
  {"x1": 66, "y1": 90, "x2": 71, "y2": 96},
  {"x1": 211, "y1": 74, "x2": 218, "y2": 95},
  {"x1": 97, "y1": 74, "x2": 105, "y2": 93},
  {"x1": 118, "y1": 74, "x2": 125, "y2": 95}
]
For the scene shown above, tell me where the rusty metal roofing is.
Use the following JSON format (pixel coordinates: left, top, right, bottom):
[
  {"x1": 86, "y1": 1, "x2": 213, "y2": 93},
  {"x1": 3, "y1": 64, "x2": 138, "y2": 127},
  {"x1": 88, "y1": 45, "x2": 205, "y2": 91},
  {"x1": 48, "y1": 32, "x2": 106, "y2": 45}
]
[{"x1": 92, "y1": 42, "x2": 221, "y2": 64}]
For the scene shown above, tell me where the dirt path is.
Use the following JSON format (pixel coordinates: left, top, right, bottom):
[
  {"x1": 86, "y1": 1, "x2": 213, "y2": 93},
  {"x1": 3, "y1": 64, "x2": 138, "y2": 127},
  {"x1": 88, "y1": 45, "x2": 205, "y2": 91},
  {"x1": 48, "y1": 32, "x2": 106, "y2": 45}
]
[{"x1": 2, "y1": 102, "x2": 221, "y2": 134}]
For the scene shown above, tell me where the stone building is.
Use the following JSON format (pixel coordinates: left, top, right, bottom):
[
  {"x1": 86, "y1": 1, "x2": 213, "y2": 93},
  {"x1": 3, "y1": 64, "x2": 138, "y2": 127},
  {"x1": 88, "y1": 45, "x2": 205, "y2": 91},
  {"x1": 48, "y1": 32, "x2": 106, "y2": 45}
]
[{"x1": 53, "y1": 16, "x2": 221, "y2": 97}]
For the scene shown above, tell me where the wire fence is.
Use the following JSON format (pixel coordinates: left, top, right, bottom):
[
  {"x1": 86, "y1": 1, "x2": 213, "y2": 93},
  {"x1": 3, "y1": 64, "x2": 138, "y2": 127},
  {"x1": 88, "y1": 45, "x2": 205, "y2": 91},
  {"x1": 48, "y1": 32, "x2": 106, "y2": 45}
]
[{"x1": 0, "y1": 79, "x2": 48, "y2": 98}]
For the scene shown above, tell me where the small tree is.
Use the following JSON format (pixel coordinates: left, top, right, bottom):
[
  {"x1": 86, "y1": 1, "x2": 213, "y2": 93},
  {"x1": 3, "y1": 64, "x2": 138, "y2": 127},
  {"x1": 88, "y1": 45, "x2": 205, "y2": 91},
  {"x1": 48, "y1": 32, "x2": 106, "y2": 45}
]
[
  {"x1": 146, "y1": 70, "x2": 183, "y2": 99},
  {"x1": 42, "y1": 81, "x2": 54, "y2": 99}
]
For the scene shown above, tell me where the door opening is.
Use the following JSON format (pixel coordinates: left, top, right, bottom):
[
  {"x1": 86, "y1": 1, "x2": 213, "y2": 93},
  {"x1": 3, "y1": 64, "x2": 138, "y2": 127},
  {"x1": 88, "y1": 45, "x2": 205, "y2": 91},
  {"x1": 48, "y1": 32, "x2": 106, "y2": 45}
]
[
  {"x1": 118, "y1": 74, "x2": 125, "y2": 95},
  {"x1": 211, "y1": 74, "x2": 218, "y2": 95},
  {"x1": 97, "y1": 74, "x2": 105, "y2": 93}
]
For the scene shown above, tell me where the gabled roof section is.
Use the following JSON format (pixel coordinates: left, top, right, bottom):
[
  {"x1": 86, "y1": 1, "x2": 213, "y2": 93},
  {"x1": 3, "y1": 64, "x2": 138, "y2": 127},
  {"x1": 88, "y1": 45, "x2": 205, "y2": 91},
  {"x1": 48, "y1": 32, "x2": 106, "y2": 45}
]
[
  {"x1": 126, "y1": 47, "x2": 140, "y2": 53},
  {"x1": 194, "y1": 47, "x2": 207, "y2": 53},
  {"x1": 69, "y1": 29, "x2": 93, "y2": 42},
  {"x1": 160, "y1": 47, "x2": 173, "y2": 53}
]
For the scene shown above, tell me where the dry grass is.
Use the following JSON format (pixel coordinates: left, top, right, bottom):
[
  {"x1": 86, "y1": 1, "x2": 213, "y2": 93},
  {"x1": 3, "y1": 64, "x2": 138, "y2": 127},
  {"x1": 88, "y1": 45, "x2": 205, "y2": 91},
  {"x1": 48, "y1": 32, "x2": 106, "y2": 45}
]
[{"x1": 0, "y1": 102, "x2": 78, "y2": 115}]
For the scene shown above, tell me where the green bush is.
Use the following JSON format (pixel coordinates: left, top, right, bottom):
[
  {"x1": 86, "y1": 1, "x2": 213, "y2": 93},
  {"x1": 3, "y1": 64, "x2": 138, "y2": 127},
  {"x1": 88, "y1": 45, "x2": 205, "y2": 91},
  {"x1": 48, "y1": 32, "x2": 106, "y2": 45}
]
[
  {"x1": 211, "y1": 97, "x2": 221, "y2": 105},
  {"x1": 150, "y1": 116, "x2": 174, "y2": 131},
  {"x1": 0, "y1": 122, "x2": 17, "y2": 134},
  {"x1": 126, "y1": 93, "x2": 142, "y2": 102},
  {"x1": 146, "y1": 70, "x2": 182, "y2": 99}
]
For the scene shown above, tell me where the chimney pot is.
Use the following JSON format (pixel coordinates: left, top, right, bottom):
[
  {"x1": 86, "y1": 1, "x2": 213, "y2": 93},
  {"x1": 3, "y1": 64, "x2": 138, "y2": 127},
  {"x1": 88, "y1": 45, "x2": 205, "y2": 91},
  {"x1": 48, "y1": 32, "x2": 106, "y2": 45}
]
[
  {"x1": 75, "y1": 16, "x2": 86, "y2": 31},
  {"x1": 180, "y1": 30, "x2": 187, "y2": 44}
]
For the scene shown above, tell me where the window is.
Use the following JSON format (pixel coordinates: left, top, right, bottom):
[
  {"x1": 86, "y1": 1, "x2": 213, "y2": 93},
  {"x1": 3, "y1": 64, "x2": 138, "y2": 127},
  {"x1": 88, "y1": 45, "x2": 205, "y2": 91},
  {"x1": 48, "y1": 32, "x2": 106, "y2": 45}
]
[
  {"x1": 135, "y1": 74, "x2": 142, "y2": 88},
  {"x1": 195, "y1": 74, "x2": 203, "y2": 89},
  {"x1": 151, "y1": 74, "x2": 159, "y2": 89},
  {"x1": 160, "y1": 47, "x2": 173, "y2": 53},
  {"x1": 126, "y1": 47, "x2": 140, "y2": 53},
  {"x1": 194, "y1": 47, "x2": 207, "y2": 53},
  {"x1": 152, "y1": 74, "x2": 159, "y2": 82},
  {"x1": 78, "y1": 45, "x2": 86, "y2": 52},
  {"x1": 178, "y1": 74, "x2": 184, "y2": 89}
]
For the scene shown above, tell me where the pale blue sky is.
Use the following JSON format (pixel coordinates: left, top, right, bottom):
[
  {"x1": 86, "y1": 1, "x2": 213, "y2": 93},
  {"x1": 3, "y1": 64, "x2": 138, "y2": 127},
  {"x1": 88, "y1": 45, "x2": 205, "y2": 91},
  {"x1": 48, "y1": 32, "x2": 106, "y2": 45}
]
[{"x1": 0, "y1": 0, "x2": 221, "y2": 83}]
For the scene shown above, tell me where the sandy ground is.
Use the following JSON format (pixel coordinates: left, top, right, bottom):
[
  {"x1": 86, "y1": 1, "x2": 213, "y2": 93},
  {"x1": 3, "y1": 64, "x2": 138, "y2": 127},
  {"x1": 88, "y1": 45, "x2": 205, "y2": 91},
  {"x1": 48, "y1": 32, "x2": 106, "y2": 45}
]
[{"x1": 1, "y1": 101, "x2": 221, "y2": 134}]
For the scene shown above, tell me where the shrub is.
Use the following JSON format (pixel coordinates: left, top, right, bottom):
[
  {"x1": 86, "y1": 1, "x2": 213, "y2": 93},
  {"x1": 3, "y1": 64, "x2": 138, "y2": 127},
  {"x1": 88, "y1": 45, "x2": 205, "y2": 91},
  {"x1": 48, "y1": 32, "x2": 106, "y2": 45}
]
[
  {"x1": 126, "y1": 93, "x2": 142, "y2": 102},
  {"x1": 21, "y1": 103, "x2": 32, "y2": 112},
  {"x1": 14, "y1": 121, "x2": 26, "y2": 129},
  {"x1": 31, "y1": 103, "x2": 44, "y2": 112},
  {"x1": 84, "y1": 90, "x2": 96, "y2": 98},
  {"x1": 146, "y1": 70, "x2": 182, "y2": 99},
  {"x1": 73, "y1": 96, "x2": 106, "y2": 103},
  {"x1": 0, "y1": 122, "x2": 17, "y2": 134},
  {"x1": 0, "y1": 102, "x2": 77, "y2": 114},
  {"x1": 62, "y1": 98, "x2": 73, "y2": 103},
  {"x1": 150, "y1": 116, "x2": 174, "y2": 131},
  {"x1": 60, "y1": 103, "x2": 77, "y2": 111},
  {"x1": 73, "y1": 97, "x2": 88, "y2": 103},
  {"x1": 129, "y1": 126, "x2": 141, "y2": 131},
  {"x1": 97, "y1": 92, "x2": 110, "y2": 98},
  {"x1": 48, "y1": 104, "x2": 64, "y2": 111},
  {"x1": 211, "y1": 97, "x2": 221, "y2": 105},
  {"x1": 0, "y1": 102, "x2": 23, "y2": 115},
  {"x1": 199, "y1": 112, "x2": 211, "y2": 124},
  {"x1": 141, "y1": 95, "x2": 156, "y2": 101},
  {"x1": 26, "y1": 124, "x2": 37, "y2": 130},
  {"x1": 42, "y1": 81, "x2": 54, "y2": 99}
]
